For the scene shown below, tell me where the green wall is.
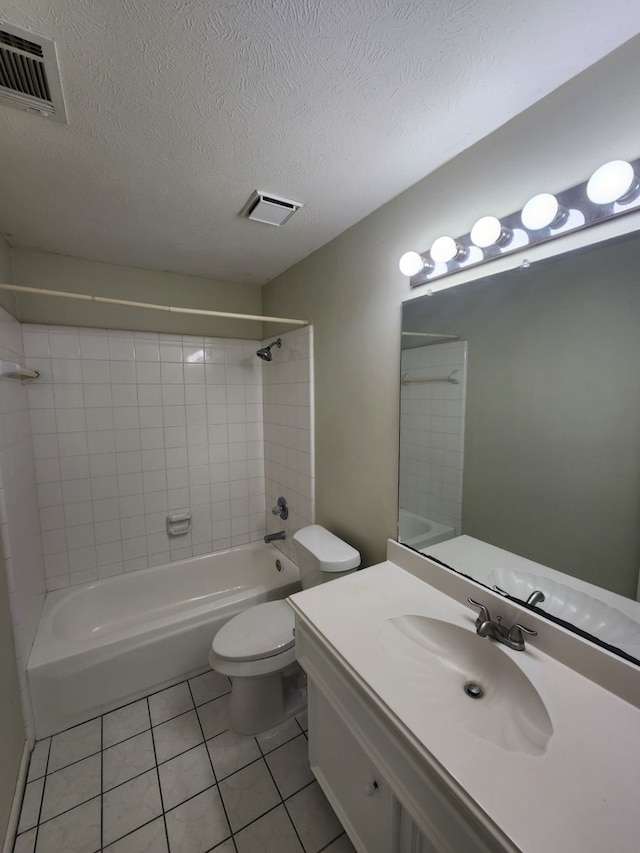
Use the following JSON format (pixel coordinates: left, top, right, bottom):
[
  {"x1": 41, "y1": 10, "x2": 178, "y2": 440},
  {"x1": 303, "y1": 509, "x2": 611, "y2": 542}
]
[
  {"x1": 12, "y1": 249, "x2": 264, "y2": 340},
  {"x1": 263, "y1": 37, "x2": 640, "y2": 567}
]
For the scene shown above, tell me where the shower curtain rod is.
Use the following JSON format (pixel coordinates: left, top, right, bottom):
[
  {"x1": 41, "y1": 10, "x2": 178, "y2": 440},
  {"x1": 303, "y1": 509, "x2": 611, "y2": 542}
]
[
  {"x1": 401, "y1": 369, "x2": 460, "y2": 385},
  {"x1": 0, "y1": 283, "x2": 309, "y2": 327},
  {"x1": 401, "y1": 331, "x2": 459, "y2": 340}
]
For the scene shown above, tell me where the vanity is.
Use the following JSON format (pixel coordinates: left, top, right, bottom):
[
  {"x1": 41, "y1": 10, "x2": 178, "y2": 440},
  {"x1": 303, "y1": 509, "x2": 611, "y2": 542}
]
[{"x1": 288, "y1": 540, "x2": 640, "y2": 853}]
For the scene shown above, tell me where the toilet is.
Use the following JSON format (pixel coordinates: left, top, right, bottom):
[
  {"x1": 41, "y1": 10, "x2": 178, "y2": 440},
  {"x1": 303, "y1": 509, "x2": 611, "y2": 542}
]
[{"x1": 209, "y1": 524, "x2": 360, "y2": 734}]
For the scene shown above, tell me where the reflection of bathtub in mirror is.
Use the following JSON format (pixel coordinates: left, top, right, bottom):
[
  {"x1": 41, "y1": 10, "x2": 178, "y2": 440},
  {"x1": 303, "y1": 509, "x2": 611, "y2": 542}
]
[
  {"x1": 397, "y1": 508, "x2": 454, "y2": 551},
  {"x1": 426, "y1": 535, "x2": 640, "y2": 662}
]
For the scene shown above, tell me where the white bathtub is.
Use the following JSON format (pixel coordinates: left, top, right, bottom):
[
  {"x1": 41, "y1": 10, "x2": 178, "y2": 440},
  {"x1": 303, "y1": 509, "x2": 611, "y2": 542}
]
[
  {"x1": 27, "y1": 542, "x2": 300, "y2": 738},
  {"x1": 397, "y1": 508, "x2": 455, "y2": 551}
]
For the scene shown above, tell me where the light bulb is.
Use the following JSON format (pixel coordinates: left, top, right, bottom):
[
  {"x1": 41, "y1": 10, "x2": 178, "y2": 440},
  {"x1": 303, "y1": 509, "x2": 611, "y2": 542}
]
[
  {"x1": 521, "y1": 193, "x2": 567, "y2": 230},
  {"x1": 430, "y1": 236, "x2": 466, "y2": 263},
  {"x1": 586, "y1": 160, "x2": 638, "y2": 205},
  {"x1": 470, "y1": 216, "x2": 511, "y2": 249},
  {"x1": 398, "y1": 251, "x2": 429, "y2": 277}
]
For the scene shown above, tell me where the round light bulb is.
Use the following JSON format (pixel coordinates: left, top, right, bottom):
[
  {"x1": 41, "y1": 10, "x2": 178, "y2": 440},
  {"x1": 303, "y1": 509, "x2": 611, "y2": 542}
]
[
  {"x1": 586, "y1": 160, "x2": 638, "y2": 205},
  {"x1": 430, "y1": 235, "x2": 465, "y2": 263},
  {"x1": 470, "y1": 216, "x2": 511, "y2": 249},
  {"x1": 521, "y1": 193, "x2": 566, "y2": 230},
  {"x1": 398, "y1": 251, "x2": 428, "y2": 277}
]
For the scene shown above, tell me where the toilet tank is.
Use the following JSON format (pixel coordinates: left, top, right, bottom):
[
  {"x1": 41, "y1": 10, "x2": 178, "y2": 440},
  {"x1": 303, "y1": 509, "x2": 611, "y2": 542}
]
[{"x1": 293, "y1": 525, "x2": 361, "y2": 589}]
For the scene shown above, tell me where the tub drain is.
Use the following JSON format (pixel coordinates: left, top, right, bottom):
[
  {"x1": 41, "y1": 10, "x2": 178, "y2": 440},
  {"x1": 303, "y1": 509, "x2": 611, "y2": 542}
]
[{"x1": 464, "y1": 682, "x2": 484, "y2": 699}]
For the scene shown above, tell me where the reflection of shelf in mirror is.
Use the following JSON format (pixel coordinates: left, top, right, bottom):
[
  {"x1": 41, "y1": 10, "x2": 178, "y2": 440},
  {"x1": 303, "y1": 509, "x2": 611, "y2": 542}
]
[
  {"x1": 0, "y1": 361, "x2": 40, "y2": 381},
  {"x1": 401, "y1": 369, "x2": 460, "y2": 385}
]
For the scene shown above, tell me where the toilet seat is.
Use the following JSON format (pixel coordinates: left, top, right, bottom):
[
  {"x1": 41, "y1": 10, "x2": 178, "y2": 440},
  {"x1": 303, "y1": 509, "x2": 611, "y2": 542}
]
[{"x1": 212, "y1": 600, "x2": 295, "y2": 662}]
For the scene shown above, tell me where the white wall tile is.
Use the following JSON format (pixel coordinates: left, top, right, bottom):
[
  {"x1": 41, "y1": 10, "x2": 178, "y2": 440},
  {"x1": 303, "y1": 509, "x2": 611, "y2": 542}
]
[
  {"x1": 399, "y1": 340, "x2": 467, "y2": 534},
  {"x1": 20, "y1": 326, "x2": 315, "y2": 594},
  {"x1": 0, "y1": 308, "x2": 46, "y2": 739}
]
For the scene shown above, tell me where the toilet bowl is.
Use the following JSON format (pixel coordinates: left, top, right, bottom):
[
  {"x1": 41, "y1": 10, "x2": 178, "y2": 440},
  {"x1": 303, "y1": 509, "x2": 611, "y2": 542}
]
[{"x1": 209, "y1": 524, "x2": 360, "y2": 734}]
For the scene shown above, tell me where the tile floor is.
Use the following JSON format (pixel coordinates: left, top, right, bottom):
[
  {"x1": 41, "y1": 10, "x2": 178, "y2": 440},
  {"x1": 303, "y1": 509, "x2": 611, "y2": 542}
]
[{"x1": 13, "y1": 671, "x2": 356, "y2": 853}]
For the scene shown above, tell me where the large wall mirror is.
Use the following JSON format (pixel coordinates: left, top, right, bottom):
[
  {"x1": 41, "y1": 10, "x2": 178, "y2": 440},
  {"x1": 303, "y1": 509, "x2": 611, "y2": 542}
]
[{"x1": 400, "y1": 229, "x2": 640, "y2": 665}]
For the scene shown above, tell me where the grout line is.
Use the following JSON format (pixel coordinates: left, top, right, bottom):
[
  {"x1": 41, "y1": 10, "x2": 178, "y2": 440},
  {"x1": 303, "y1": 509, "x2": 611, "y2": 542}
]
[
  {"x1": 33, "y1": 794, "x2": 101, "y2": 830},
  {"x1": 259, "y1": 747, "x2": 307, "y2": 851},
  {"x1": 99, "y1": 714, "x2": 104, "y2": 852},
  {"x1": 146, "y1": 696, "x2": 172, "y2": 853},
  {"x1": 41, "y1": 747, "x2": 103, "y2": 777},
  {"x1": 186, "y1": 679, "x2": 237, "y2": 852}
]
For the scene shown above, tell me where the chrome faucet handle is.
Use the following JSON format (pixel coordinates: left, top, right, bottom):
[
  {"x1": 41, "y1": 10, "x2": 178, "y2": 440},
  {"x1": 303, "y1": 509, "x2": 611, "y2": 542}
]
[
  {"x1": 508, "y1": 623, "x2": 537, "y2": 643},
  {"x1": 271, "y1": 496, "x2": 289, "y2": 519},
  {"x1": 492, "y1": 585, "x2": 509, "y2": 597},
  {"x1": 468, "y1": 598, "x2": 491, "y2": 626}
]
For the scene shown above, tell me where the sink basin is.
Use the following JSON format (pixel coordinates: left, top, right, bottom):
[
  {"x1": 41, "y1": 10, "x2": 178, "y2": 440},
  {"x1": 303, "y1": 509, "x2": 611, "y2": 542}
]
[
  {"x1": 378, "y1": 616, "x2": 553, "y2": 756},
  {"x1": 489, "y1": 568, "x2": 640, "y2": 657}
]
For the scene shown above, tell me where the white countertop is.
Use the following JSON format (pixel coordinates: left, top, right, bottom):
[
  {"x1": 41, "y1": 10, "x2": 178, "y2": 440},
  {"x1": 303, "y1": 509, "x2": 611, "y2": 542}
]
[{"x1": 289, "y1": 558, "x2": 640, "y2": 853}]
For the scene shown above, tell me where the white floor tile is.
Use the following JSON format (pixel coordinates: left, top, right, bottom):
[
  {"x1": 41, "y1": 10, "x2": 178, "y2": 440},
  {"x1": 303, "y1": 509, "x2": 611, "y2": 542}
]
[
  {"x1": 219, "y1": 758, "x2": 281, "y2": 833},
  {"x1": 234, "y1": 804, "x2": 304, "y2": 853},
  {"x1": 18, "y1": 677, "x2": 333, "y2": 853},
  {"x1": 165, "y1": 787, "x2": 231, "y2": 853},
  {"x1": 148, "y1": 683, "x2": 194, "y2": 726},
  {"x1": 195, "y1": 694, "x2": 230, "y2": 739},
  {"x1": 18, "y1": 778, "x2": 44, "y2": 833},
  {"x1": 157, "y1": 744, "x2": 215, "y2": 811},
  {"x1": 256, "y1": 718, "x2": 301, "y2": 754},
  {"x1": 102, "y1": 769, "x2": 163, "y2": 846},
  {"x1": 209, "y1": 841, "x2": 235, "y2": 853},
  {"x1": 48, "y1": 719, "x2": 101, "y2": 772},
  {"x1": 103, "y1": 730, "x2": 156, "y2": 791},
  {"x1": 322, "y1": 833, "x2": 357, "y2": 852},
  {"x1": 103, "y1": 699, "x2": 150, "y2": 748},
  {"x1": 188, "y1": 670, "x2": 231, "y2": 706},
  {"x1": 13, "y1": 827, "x2": 36, "y2": 853},
  {"x1": 103, "y1": 817, "x2": 168, "y2": 852},
  {"x1": 206, "y1": 729, "x2": 261, "y2": 780},
  {"x1": 286, "y1": 781, "x2": 343, "y2": 853},
  {"x1": 35, "y1": 796, "x2": 100, "y2": 853},
  {"x1": 152, "y1": 710, "x2": 204, "y2": 763},
  {"x1": 265, "y1": 735, "x2": 314, "y2": 799},
  {"x1": 40, "y1": 754, "x2": 101, "y2": 823},
  {"x1": 27, "y1": 740, "x2": 51, "y2": 782}
]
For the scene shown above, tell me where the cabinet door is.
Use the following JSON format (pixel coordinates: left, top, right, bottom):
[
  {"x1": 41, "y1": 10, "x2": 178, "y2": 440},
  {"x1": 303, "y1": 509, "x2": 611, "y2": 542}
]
[{"x1": 309, "y1": 683, "x2": 397, "y2": 853}]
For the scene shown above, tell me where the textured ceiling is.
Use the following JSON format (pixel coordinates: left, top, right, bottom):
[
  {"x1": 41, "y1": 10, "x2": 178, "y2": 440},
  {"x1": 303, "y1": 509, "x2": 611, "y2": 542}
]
[{"x1": 1, "y1": 1, "x2": 639, "y2": 285}]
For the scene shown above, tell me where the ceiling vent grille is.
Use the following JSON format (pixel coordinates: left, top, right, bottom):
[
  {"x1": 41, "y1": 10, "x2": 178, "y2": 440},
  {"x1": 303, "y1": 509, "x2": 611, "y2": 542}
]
[
  {"x1": 241, "y1": 191, "x2": 303, "y2": 226},
  {"x1": 0, "y1": 21, "x2": 67, "y2": 122}
]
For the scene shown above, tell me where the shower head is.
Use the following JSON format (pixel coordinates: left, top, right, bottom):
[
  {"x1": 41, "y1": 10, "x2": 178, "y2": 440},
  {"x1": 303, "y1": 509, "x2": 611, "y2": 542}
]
[{"x1": 256, "y1": 338, "x2": 281, "y2": 362}]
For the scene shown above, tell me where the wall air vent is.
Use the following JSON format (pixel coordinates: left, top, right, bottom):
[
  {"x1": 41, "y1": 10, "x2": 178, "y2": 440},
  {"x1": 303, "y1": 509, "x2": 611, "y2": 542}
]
[
  {"x1": 0, "y1": 20, "x2": 67, "y2": 122},
  {"x1": 241, "y1": 191, "x2": 303, "y2": 226}
]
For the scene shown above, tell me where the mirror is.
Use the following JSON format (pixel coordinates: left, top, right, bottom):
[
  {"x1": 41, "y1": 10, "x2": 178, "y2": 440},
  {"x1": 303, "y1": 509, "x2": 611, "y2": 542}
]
[{"x1": 400, "y1": 230, "x2": 640, "y2": 664}]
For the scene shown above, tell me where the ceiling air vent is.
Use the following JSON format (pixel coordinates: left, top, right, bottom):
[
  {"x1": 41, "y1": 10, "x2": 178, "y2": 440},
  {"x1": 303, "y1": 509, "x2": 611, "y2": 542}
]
[
  {"x1": 0, "y1": 20, "x2": 67, "y2": 122},
  {"x1": 241, "y1": 191, "x2": 303, "y2": 226}
]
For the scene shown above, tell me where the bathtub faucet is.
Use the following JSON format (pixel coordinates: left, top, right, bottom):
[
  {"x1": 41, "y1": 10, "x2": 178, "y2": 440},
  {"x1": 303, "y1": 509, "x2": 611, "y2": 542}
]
[{"x1": 264, "y1": 531, "x2": 286, "y2": 543}]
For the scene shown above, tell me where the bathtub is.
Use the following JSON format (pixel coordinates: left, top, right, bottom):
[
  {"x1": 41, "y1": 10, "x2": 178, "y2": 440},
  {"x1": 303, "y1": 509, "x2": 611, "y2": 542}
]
[
  {"x1": 397, "y1": 508, "x2": 455, "y2": 551},
  {"x1": 27, "y1": 542, "x2": 300, "y2": 738}
]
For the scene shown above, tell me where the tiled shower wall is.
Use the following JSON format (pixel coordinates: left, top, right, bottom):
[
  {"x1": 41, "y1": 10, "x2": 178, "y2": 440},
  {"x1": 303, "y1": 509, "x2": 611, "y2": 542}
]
[
  {"x1": 398, "y1": 340, "x2": 467, "y2": 534},
  {"x1": 262, "y1": 326, "x2": 315, "y2": 564},
  {"x1": 23, "y1": 326, "x2": 267, "y2": 591},
  {"x1": 0, "y1": 307, "x2": 46, "y2": 737}
]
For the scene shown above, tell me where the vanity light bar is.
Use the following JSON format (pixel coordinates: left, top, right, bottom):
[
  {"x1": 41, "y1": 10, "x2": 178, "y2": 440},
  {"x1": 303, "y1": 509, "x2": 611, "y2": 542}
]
[{"x1": 400, "y1": 157, "x2": 640, "y2": 288}]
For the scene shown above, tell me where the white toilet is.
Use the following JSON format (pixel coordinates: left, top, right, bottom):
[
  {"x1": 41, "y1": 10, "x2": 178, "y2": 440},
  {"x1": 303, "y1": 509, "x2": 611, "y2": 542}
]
[{"x1": 209, "y1": 524, "x2": 360, "y2": 734}]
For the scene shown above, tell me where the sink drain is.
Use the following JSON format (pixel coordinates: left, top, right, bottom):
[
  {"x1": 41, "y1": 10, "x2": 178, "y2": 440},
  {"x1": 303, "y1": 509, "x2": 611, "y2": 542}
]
[{"x1": 464, "y1": 682, "x2": 484, "y2": 699}]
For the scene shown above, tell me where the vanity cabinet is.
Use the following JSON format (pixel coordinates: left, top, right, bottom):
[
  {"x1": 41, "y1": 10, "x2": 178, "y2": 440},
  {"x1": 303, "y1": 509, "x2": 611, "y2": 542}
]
[{"x1": 297, "y1": 616, "x2": 508, "y2": 853}]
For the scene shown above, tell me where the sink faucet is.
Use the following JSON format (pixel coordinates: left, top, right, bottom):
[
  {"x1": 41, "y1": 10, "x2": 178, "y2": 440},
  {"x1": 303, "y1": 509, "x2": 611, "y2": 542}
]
[
  {"x1": 468, "y1": 598, "x2": 537, "y2": 651},
  {"x1": 526, "y1": 590, "x2": 546, "y2": 607},
  {"x1": 264, "y1": 530, "x2": 286, "y2": 543}
]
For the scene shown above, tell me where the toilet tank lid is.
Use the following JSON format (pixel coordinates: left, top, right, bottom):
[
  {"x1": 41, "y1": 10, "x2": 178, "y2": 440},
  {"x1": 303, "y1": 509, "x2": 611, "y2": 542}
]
[{"x1": 293, "y1": 524, "x2": 360, "y2": 571}]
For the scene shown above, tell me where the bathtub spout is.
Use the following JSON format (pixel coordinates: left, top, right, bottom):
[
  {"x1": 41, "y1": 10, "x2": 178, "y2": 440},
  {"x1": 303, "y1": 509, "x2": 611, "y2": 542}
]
[{"x1": 264, "y1": 531, "x2": 286, "y2": 543}]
